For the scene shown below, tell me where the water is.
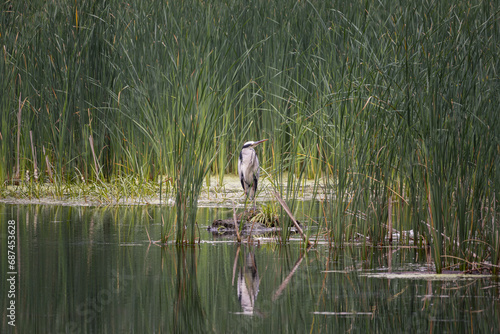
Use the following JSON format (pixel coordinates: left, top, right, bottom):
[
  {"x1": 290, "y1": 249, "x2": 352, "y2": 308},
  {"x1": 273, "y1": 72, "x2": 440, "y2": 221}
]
[{"x1": 1, "y1": 204, "x2": 499, "y2": 333}]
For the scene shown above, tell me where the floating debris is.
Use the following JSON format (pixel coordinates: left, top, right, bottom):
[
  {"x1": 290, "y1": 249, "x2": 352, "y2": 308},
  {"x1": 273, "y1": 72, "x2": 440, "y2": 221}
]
[
  {"x1": 360, "y1": 272, "x2": 491, "y2": 280},
  {"x1": 311, "y1": 312, "x2": 373, "y2": 316}
]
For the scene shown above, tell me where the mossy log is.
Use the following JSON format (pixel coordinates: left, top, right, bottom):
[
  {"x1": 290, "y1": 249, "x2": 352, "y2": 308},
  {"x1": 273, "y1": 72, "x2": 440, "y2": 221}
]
[{"x1": 207, "y1": 208, "x2": 299, "y2": 236}]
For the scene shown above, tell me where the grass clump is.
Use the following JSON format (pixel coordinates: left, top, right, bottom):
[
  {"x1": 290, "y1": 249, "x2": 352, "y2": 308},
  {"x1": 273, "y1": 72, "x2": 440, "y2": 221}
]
[{"x1": 250, "y1": 203, "x2": 280, "y2": 228}]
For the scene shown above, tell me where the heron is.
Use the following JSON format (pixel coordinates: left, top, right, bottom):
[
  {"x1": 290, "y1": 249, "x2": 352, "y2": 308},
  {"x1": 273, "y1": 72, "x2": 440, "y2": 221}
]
[{"x1": 238, "y1": 139, "x2": 268, "y2": 200}]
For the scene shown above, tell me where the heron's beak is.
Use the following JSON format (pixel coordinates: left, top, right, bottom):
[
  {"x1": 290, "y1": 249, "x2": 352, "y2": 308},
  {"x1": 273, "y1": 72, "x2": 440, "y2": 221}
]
[{"x1": 252, "y1": 139, "x2": 268, "y2": 147}]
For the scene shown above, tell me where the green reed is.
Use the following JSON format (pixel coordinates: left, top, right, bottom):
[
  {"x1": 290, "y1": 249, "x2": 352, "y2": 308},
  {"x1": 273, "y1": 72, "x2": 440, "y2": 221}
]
[{"x1": 1, "y1": 0, "x2": 498, "y2": 268}]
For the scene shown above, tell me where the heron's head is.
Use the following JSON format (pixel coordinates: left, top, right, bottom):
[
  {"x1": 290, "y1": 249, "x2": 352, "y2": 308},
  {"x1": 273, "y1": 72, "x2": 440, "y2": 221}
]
[{"x1": 242, "y1": 139, "x2": 268, "y2": 149}]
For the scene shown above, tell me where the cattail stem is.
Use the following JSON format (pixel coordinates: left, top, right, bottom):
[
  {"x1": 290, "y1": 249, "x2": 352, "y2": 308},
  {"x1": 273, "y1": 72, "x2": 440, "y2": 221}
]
[{"x1": 29, "y1": 131, "x2": 38, "y2": 179}]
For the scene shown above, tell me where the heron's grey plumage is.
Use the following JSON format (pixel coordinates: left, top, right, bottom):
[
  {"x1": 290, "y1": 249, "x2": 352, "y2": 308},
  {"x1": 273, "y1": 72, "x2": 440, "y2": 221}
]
[{"x1": 238, "y1": 139, "x2": 267, "y2": 200}]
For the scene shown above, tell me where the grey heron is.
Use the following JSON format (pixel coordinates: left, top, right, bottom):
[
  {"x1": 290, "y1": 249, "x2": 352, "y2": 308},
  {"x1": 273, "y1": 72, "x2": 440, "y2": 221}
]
[{"x1": 238, "y1": 139, "x2": 268, "y2": 200}]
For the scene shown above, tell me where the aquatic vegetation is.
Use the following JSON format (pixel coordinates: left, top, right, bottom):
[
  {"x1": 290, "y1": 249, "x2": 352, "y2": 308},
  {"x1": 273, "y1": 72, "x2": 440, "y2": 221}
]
[
  {"x1": 250, "y1": 203, "x2": 279, "y2": 228},
  {"x1": 0, "y1": 1, "x2": 498, "y2": 269}
]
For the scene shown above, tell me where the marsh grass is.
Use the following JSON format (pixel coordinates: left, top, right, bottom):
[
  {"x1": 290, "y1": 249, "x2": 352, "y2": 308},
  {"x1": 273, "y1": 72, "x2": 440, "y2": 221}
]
[{"x1": 1, "y1": 0, "x2": 498, "y2": 269}]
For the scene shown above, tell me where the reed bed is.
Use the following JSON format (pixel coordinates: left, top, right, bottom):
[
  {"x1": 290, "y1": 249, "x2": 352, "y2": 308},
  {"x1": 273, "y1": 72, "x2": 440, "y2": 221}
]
[{"x1": 1, "y1": 0, "x2": 498, "y2": 270}]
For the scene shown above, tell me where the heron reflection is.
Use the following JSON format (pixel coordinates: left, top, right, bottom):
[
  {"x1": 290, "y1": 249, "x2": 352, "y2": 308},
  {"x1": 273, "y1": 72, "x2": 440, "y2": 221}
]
[{"x1": 234, "y1": 249, "x2": 260, "y2": 315}]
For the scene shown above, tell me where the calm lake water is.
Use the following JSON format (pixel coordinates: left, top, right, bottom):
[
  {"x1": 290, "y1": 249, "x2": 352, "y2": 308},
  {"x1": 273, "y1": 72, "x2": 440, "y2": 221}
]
[{"x1": 1, "y1": 203, "x2": 499, "y2": 333}]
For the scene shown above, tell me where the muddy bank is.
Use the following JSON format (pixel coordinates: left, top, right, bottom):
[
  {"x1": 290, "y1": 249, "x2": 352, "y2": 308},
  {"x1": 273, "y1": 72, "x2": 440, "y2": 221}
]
[{"x1": 0, "y1": 175, "x2": 325, "y2": 207}]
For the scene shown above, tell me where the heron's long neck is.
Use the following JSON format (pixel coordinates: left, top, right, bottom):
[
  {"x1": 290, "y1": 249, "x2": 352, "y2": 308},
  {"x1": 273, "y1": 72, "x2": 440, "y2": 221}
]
[{"x1": 241, "y1": 148, "x2": 256, "y2": 164}]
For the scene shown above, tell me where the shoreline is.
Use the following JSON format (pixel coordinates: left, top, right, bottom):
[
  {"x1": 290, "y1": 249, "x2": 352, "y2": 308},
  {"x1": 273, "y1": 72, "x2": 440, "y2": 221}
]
[{"x1": 0, "y1": 175, "x2": 325, "y2": 207}]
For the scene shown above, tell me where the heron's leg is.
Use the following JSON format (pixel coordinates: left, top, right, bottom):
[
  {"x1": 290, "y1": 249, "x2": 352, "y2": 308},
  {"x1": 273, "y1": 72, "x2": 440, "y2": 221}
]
[{"x1": 252, "y1": 178, "x2": 258, "y2": 209}]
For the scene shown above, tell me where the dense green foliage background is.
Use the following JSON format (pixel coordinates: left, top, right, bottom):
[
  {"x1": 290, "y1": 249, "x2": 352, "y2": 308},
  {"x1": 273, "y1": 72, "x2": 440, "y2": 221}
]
[{"x1": 1, "y1": 0, "x2": 499, "y2": 268}]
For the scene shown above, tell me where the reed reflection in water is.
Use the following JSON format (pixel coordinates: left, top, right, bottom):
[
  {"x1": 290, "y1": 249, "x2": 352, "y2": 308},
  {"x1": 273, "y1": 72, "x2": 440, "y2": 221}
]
[{"x1": 0, "y1": 204, "x2": 499, "y2": 333}]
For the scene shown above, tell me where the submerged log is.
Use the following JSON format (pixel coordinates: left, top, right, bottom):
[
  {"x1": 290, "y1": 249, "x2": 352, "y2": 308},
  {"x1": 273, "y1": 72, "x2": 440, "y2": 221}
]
[
  {"x1": 209, "y1": 218, "x2": 271, "y2": 235},
  {"x1": 208, "y1": 208, "x2": 299, "y2": 236}
]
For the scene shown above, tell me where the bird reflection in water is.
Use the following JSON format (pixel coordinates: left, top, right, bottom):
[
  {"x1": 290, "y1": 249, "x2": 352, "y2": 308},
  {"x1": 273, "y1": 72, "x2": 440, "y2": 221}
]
[{"x1": 233, "y1": 248, "x2": 260, "y2": 315}]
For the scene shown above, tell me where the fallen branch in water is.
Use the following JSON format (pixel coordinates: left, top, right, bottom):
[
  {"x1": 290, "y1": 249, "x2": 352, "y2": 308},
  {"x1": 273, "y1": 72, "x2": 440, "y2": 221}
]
[{"x1": 273, "y1": 191, "x2": 311, "y2": 247}]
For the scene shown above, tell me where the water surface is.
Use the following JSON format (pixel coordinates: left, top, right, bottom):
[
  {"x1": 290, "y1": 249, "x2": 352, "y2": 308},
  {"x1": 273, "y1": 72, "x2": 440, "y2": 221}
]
[{"x1": 1, "y1": 204, "x2": 498, "y2": 333}]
